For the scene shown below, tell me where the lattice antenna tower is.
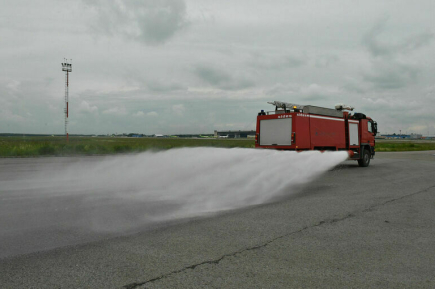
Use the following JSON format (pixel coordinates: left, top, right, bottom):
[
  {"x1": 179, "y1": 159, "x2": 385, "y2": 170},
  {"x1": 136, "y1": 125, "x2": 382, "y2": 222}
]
[{"x1": 61, "y1": 59, "x2": 72, "y2": 141}]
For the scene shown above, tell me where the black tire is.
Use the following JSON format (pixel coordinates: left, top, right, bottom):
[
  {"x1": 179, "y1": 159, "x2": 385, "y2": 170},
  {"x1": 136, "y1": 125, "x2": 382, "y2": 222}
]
[{"x1": 358, "y1": 149, "x2": 371, "y2": 167}]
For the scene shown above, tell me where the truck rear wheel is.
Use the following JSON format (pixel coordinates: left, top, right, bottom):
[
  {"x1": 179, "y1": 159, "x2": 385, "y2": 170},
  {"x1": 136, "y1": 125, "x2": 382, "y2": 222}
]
[{"x1": 358, "y1": 149, "x2": 371, "y2": 167}]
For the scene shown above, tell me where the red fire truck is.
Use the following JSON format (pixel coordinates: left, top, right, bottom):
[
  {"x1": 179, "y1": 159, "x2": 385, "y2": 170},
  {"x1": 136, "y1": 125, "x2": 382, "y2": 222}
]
[{"x1": 255, "y1": 101, "x2": 378, "y2": 167}]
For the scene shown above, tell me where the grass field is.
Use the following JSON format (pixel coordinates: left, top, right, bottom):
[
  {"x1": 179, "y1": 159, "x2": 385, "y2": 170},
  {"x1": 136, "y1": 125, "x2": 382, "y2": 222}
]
[
  {"x1": 0, "y1": 136, "x2": 434, "y2": 157},
  {"x1": 375, "y1": 140, "x2": 435, "y2": 152},
  {"x1": 0, "y1": 136, "x2": 255, "y2": 157}
]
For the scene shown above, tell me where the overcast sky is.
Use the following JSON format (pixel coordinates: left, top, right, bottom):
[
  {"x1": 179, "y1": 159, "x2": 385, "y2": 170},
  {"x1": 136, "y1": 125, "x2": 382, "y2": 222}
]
[{"x1": 1, "y1": 0, "x2": 434, "y2": 135}]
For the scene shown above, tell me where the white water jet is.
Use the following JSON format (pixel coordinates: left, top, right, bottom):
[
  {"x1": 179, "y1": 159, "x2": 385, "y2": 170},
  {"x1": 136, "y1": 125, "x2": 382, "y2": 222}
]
[{"x1": 3, "y1": 148, "x2": 348, "y2": 233}]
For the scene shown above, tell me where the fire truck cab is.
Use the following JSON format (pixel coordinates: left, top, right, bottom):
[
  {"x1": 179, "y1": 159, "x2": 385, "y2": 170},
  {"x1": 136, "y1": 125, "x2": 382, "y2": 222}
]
[{"x1": 255, "y1": 101, "x2": 377, "y2": 167}]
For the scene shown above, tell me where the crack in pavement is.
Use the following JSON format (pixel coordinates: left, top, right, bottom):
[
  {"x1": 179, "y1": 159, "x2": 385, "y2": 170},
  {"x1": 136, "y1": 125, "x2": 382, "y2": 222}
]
[
  {"x1": 362, "y1": 184, "x2": 435, "y2": 212},
  {"x1": 122, "y1": 184, "x2": 435, "y2": 289}
]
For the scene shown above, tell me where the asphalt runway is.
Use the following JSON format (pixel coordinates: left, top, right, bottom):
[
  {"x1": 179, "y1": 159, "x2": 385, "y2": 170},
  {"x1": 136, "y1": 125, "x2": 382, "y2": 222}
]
[{"x1": 1, "y1": 151, "x2": 435, "y2": 288}]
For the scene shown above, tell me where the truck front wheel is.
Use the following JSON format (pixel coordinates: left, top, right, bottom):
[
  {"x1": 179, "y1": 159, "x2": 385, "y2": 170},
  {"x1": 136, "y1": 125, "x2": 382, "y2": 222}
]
[{"x1": 358, "y1": 149, "x2": 371, "y2": 167}]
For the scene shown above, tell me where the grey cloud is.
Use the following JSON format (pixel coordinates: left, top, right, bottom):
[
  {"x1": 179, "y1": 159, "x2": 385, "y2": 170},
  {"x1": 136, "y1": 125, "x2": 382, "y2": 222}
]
[
  {"x1": 342, "y1": 82, "x2": 366, "y2": 94},
  {"x1": 265, "y1": 83, "x2": 340, "y2": 103},
  {"x1": 264, "y1": 83, "x2": 297, "y2": 98},
  {"x1": 315, "y1": 55, "x2": 339, "y2": 68},
  {"x1": 249, "y1": 53, "x2": 305, "y2": 70},
  {"x1": 84, "y1": 0, "x2": 188, "y2": 45},
  {"x1": 78, "y1": 100, "x2": 99, "y2": 114},
  {"x1": 133, "y1": 111, "x2": 144, "y2": 117},
  {"x1": 361, "y1": 17, "x2": 433, "y2": 90},
  {"x1": 147, "y1": 81, "x2": 186, "y2": 92},
  {"x1": 399, "y1": 32, "x2": 435, "y2": 54},
  {"x1": 341, "y1": 77, "x2": 368, "y2": 94},
  {"x1": 298, "y1": 94, "x2": 325, "y2": 102},
  {"x1": 172, "y1": 104, "x2": 185, "y2": 116},
  {"x1": 193, "y1": 65, "x2": 255, "y2": 90},
  {"x1": 44, "y1": 77, "x2": 55, "y2": 87},
  {"x1": 0, "y1": 79, "x2": 64, "y2": 133},
  {"x1": 363, "y1": 17, "x2": 392, "y2": 57},
  {"x1": 363, "y1": 62, "x2": 419, "y2": 90},
  {"x1": 363, "y1": 17, "x2": 434, "y2": 58},
  {"x1": 299, "y1": 83, "x2": 341, "y2": 102},
  {"x1": 360, "y1": 97, "x2": 435, "y2": 133},
  {"x1": 146, "y1": 111, "x2": 159, "y2": 117},
  {"x1": 285, "y1": 56, "x2": 305, "y2": 68},
  {"x1": 194, "y1": 65, "x2": 230, "y2": 85},
  {"x1": 102, "y1": 106, "x2": 127, "y2": 116}
]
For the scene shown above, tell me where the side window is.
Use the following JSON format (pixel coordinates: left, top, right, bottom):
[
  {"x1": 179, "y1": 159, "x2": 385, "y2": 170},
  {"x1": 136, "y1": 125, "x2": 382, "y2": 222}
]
[{"x1": 368, "y1": 121, "x2": 373, "y2": 133}]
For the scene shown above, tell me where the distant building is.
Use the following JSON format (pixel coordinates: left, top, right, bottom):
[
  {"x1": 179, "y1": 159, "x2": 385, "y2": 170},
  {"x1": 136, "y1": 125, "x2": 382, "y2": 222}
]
[
  {"x1": 381, "y1": 134, "x2": 410, "y2": 139},
  {"x1": 214, "y1": 130, "x2": 256, "y2": 138},
  {"x1": 381, "y1": 134, "x2": 423, "y2": 140}
]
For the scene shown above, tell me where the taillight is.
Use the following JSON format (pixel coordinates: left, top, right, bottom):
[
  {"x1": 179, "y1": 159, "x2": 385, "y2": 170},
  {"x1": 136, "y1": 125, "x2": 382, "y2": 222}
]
[
  {"x1": 291, "y1": 132, "x2": 296, "y2": 143},
  {"x1": 255, "y1": 133, "x2": 259, "y2": 144}
]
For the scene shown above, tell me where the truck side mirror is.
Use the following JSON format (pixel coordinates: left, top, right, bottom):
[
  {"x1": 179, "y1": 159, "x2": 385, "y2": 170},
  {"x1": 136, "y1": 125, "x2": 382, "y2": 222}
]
[{"x1": 372, "y1": 122, "x2": 378, "y2": 135}]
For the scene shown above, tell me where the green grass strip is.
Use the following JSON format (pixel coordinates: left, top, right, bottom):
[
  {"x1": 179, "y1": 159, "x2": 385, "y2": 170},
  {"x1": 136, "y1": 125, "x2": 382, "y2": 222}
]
[{"x1": 0, "y1": 136, "x2": 255, "y2": 157}]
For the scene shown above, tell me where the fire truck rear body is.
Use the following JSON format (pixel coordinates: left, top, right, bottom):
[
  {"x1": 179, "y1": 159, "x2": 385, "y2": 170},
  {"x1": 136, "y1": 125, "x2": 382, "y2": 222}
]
[{"x1": 255, "y1": 102, "x2": 377, "y2": 167}]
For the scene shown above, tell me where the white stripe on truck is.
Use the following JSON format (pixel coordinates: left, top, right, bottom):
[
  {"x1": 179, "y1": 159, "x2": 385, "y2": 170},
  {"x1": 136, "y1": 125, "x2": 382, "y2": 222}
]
[{"x1": 309, "y1": 115, "x2": 344, "y2": 122}]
